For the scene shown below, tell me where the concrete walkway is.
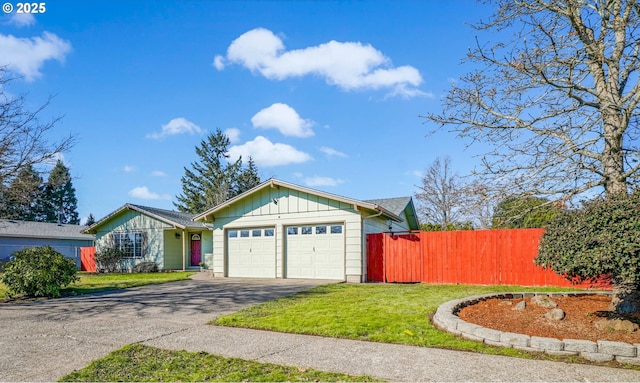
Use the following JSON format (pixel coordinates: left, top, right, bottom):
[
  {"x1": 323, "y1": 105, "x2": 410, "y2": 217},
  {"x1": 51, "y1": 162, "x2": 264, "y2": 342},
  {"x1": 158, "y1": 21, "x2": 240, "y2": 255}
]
[{"x1": 2, "y1": 274, "x2": 639, "y2": 382}]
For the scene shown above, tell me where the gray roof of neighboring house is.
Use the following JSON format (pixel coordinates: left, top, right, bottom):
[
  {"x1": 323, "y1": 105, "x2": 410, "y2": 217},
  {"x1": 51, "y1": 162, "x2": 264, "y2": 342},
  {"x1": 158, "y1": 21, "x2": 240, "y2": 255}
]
[
  {"x1": 0, "y1": 220, "x2": 94, "y2": 240},
  {"x1": 85, "y1": 203, "x2": 208, "y2": 234}
]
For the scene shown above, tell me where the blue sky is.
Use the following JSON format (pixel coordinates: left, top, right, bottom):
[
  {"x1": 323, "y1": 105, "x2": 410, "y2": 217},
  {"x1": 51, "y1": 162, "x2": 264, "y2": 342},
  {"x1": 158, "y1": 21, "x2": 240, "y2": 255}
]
[{"x1": 1, "y1": 1, "x2": 494, "y2": 223}]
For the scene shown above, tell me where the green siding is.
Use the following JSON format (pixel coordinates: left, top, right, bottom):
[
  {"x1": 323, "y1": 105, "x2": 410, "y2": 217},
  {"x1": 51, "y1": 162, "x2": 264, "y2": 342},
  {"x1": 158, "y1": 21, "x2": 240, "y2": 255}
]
[
  {"x1": 163, "y1": 229, "x2": 185, "y2": 269},
  {"x1": 94, "y1": 210, "x2": 172, "y2": 270}
]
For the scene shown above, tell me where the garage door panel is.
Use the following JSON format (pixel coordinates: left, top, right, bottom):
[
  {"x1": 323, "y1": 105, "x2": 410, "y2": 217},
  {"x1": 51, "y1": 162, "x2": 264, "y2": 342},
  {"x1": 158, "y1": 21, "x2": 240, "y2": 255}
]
[
  {"x1": 286, "y1": 224, "x2": 344, "y2": 280},
  {"x1": 227, "y1": 228, "x2": 275, "y2": 278}
]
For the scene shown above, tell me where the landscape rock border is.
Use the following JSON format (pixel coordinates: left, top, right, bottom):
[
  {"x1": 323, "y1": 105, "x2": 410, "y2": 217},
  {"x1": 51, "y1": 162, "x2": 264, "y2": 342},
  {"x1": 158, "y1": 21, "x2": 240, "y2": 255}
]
[{"x1": 432, "y1": 292, "x2": 640, "y2": 365}]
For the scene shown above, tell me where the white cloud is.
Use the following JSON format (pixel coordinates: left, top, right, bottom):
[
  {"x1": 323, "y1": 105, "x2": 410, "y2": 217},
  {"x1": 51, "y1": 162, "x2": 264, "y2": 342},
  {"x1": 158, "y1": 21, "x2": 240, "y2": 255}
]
[
  {"x1": 128, "y1": 186, "x2": 171, "y2": 201},
  {"x1": 7, "y1": 13, "x2": 36, "y2": 27},
  {"x1": 147, "y1": 117, "x2": 203, "y2": 139},
  {"x1": 304, "y1": 176, "x2": 344, "y2": 187},
  {"x1": 251, "y1": 103, "x2": 314, "y2": 137},
  {"x1": 0, "y1": 32, "x2": 71, "y2": 81},
  {"x1": 224, "y1": 127, "x2": 241, "y2": 143},
  {"x1": 217, "y1": 28, "x2": 425, "y2": 98},
  {"x1": 123, "y1": 165, "x2": 135, "y2": 173},
  {"x1": 213, "y1": 55, "x2": 225, "y2": 70},
  {"x1": 320, "y1": 146, "x2": 347, "y2": 158},
  {"x1": 151, "y1": 170, "x2": 167, "y2": 177},
  {"x1": 228, "y1": 136, "x2": 312, "y2": 167}
]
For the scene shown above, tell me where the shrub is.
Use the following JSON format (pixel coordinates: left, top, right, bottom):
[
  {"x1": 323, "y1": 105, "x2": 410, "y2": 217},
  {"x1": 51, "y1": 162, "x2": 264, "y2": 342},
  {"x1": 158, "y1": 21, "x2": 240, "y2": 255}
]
[
  {"x1": 1, "y1": 246, "x2": 79, "y2": 298},
  {"x1": 536, "y1": 190, "x2": 640, "y2": 313},
  {"x1": 132, "y1": 261, "x2": 158, "y2": 273},
  {"x1": 95, "y1": 247, "x2": 125, "y2": 273}
]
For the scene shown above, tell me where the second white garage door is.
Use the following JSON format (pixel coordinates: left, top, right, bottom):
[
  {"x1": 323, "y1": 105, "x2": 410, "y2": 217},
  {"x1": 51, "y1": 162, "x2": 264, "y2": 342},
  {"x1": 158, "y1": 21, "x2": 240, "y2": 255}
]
[
  {"x1": 285, "y1": 224, "x2": 345, "y2": 280},
  {"x1": 227, "y1": 227, "x2": 276, "y2": 278}
]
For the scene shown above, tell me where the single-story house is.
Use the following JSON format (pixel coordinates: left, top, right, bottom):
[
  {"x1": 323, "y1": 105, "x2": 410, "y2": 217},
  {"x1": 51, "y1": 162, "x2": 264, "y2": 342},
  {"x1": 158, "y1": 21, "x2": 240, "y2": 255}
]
[
  {"x1": 84, "y1": 204, "x2": 212, "y2": 271},
  {"x1": 0, "y1": 220, "x2": 95, "y2": 267},
  {"x1": 87, "y1": 179, "x2": 419, "y2": 281},
  {"x1": 193, "y1": 179, "x2": 419, "y2": 282}
]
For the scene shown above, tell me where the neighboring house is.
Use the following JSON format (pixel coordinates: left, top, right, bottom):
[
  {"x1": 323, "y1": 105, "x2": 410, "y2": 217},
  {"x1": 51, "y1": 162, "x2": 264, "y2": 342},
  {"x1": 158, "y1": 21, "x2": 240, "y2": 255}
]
[
  {"x1": 84, "y1": 204, "x2": 212, "y2": 271},
  {"x1": 193, "y1": 179, "x2": 419, "y2": 282},
  {"x1": 0, "y1": 220, "x2": 95, "y2": 267}
]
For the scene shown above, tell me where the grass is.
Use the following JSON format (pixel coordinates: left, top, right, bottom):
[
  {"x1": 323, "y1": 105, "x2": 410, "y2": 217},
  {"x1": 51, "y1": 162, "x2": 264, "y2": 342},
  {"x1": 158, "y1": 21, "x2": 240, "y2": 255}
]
[
  {"x1": 59, "y1": 344, "x2": 380, "y2": 382},
  {"x1": 0, "y1": 271, "x2": 195, "y2": 300},
  {"x1": 212, "y1": 283, "x2": 598, "y2": 361}
]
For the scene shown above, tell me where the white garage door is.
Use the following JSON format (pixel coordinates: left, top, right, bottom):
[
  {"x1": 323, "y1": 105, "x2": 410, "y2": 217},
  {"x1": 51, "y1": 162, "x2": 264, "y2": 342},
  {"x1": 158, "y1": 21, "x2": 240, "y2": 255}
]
[
  {"x1": 285, "y1": 224, "x2": 345, "y2": 280},
  {"x1": 227, "y1": 227, "x2": 276, "y2": 278}
]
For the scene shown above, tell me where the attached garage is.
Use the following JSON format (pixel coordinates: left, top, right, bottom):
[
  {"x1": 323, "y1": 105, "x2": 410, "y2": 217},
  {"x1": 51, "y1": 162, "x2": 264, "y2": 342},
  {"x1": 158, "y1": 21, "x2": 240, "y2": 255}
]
[
  {"x1": 226, "y1": 227, "x2": 275, "y2": 278},
  {"x1": 194, "y1": 179, "x2": 420, "y2": 283},
  {"x1": 285, "y1": 224, "x2": 344, "y2": 279}
]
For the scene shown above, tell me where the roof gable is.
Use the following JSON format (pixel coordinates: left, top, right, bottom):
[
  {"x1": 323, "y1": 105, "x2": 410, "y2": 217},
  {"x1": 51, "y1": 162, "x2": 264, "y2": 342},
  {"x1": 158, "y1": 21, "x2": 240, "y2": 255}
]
[
  {"x1": 85, "y1": 204, "x2": 207, "y2": 234},
  {"x1": 193, "y1": 178, "x2": 409, "y2": 223},
  {"x1": 364, "y1": 197, "x2": 420, "y2": 230}
]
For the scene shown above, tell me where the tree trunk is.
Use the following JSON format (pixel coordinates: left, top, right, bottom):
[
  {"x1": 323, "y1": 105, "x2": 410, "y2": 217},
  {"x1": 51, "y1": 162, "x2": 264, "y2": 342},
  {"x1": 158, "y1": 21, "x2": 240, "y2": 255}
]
[{"x1": 608, "y1": 281, "x2": 640, "y2": 314}]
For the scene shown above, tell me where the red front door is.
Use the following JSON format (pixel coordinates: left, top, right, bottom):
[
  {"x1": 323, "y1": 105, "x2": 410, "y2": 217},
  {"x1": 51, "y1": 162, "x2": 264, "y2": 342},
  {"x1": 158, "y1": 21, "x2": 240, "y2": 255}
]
[{"x1": 190, "y1": 234, "x2": 201, "y2": 266}]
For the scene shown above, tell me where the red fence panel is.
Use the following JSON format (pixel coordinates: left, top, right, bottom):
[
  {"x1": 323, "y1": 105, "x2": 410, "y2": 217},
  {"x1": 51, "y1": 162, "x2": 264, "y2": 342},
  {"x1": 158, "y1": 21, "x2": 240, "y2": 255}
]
[
  {"x1": 366, "y1": 234, "x2": 385, "y2": 282},
  {"x1": 80, "y1": 246, "x2": 96, "y2": 272},
  {"x1": 366, "y1": 229, "x2": 610, "y2": 288}
]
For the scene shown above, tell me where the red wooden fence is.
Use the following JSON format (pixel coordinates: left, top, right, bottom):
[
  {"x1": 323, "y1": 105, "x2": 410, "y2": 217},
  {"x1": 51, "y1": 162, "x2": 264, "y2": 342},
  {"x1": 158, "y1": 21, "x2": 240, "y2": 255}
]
[
  {"x1": 367, "y1": 229, "x2": 608, "y2": 288},
  {"x1": 80, "y1": 246, "x2": 96, "y2": 272}
]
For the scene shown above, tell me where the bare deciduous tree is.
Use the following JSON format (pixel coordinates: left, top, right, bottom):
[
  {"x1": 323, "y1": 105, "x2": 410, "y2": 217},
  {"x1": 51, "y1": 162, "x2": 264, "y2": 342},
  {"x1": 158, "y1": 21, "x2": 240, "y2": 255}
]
[
  {"x1": 427, "y1": 0, "x2": 640, "y2": 201},
  {"x1": 415, "y1": 156, "x2": 484, "y2": 229},
  {"x1": 0, "y1": 69, "x2": 75, "y2": 188}
]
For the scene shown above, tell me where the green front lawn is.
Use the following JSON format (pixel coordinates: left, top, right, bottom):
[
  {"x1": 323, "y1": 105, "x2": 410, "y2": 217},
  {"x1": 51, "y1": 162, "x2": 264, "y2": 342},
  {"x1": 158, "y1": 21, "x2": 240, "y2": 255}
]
[
  {"x1": 212, "y1": 283, "x2": 589, "y2": 361},
  {"x1": 59, "y1": 344, "x2": 380, "y2": 382},
  {"x1": 1, "y1": 271, "x2": 195, "y2": 300}
]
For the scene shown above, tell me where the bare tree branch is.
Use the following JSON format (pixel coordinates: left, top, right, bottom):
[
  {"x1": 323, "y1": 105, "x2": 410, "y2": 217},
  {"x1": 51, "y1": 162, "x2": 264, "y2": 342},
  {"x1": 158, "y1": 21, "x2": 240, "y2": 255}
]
[{"x1": 427, "y1": 0, "x2": 640, "y2": 201}]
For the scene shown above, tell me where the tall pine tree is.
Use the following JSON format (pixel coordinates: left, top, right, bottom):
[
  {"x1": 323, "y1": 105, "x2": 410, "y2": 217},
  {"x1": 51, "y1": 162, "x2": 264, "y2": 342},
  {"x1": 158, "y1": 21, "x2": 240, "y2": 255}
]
[
  {"x1": 175, "y1": 129, "x2": 261, "y2": 213},
  {"x1": 2, "y1": 165, "x2": 44, "y2": 221},
  {"x1": 42, "y1": 160, "x2": 80, "y2": 224},
  {"x1": 233, "y1": 156, "x2": 260, "y2": 196}
]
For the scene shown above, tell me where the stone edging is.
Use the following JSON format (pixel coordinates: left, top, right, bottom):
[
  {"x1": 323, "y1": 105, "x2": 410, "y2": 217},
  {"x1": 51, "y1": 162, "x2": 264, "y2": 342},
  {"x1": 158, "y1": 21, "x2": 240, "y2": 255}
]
[{"x1": 432, "y1": 292, "x2": 640, "y2": 365}]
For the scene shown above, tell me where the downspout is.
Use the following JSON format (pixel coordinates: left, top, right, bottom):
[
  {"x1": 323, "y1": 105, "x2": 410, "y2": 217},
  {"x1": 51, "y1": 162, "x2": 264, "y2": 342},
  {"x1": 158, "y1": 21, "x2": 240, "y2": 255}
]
[
  {"x1": 362, "y1": 209, "x2": 384, "y2": 283},
  {"x1": 182, "y1": 228, "x2": 186, "y2": 271}
]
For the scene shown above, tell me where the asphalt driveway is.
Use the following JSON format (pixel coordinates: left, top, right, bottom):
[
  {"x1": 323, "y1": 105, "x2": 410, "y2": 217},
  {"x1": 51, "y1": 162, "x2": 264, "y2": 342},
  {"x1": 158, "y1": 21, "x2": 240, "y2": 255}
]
[
  {"x1": 2, "y1": 275, "x2": 640, "y2": 382},
  {"x1": 0, "y1": 276, "x2": 329, "y2": 382}
]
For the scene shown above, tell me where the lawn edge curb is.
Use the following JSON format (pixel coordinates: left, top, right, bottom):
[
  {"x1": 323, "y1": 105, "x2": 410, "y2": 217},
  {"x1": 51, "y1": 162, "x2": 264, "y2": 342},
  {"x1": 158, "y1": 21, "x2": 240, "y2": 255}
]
[{"x1": 432, "y1": 292, "x2": 640, "y2": 365}]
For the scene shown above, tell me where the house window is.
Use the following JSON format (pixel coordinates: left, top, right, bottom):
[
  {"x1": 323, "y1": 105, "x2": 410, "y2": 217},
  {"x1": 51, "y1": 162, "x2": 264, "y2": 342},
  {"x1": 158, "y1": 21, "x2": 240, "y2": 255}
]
[
  {"x1": 264, "y1": 228, "x2": 274, "y2": 237},
  {"x1": 287, "y1": 227, "x2": 298, "y2": 235},
  {"x1": 240, "y1": 230, "x2": 250, "y2": 238},
  {"x1": 301, "y1": 226, "x2": 312, "y2": 235},
  {"x1": 113, "y1": 232, "x2": 144, "y2": 258},
  {"x1": 330, "y1": 225, "x2": 343, "y2": 234},
  {"x1": 315, "y1": 226, "x2": 327, "y2": 234},
  {"x1": 252, "y1": 229, "x2": 262, "y2": 237},
  {"x1": 228, "y1": 230, "x2": 238, "y2": 238}
]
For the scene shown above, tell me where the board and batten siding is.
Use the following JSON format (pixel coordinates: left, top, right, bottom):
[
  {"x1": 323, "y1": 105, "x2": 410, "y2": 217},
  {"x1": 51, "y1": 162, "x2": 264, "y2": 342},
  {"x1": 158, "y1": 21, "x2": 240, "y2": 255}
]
[
  {"x1": 209, "y1": 185, "x2": 364, "y2": 281},
  {"x1": 94, "y1": 210, "x2": 171, "y2": 270}
]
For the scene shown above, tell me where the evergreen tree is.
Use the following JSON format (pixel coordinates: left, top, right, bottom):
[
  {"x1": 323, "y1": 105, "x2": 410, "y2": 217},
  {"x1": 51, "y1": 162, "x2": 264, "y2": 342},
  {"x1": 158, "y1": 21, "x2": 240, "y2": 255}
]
[
  {"x1": 2, "y1": 165, "x2": 44, "y2": 221},
  {"x1": 85, "y1": 213, "x2": 96, "y2": 226},
  {"x1": 175, "y1": 129, "x2": 241, "y2": 213},
  {"x1": 175, "y1": 130, "x2": 261, "y2": 213},
  {"x1": 233, "y1": 157, "x2": 261, "y2": 197},
  {"x1": 42, "y1": 160, "x2": 80, "y2": 224}
]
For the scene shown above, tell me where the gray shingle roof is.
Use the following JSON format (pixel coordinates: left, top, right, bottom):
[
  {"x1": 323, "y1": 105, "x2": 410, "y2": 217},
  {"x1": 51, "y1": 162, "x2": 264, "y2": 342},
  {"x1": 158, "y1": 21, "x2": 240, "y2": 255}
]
[
  {"x1": 0, "y1": 220, "x2": 94, "y2": 240},
  {"x1": 86, "y1": 204, "x2": 208, "y2": 233},
  {"x1": 364, "y1": 196, "x2": 420, "y2": 230},
  {"x1": 127, "y1": 204, "x2": 207, "y2": 229},
  {"x1": 364, "y1": 197, "x2": 413, "y2": 217}
]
